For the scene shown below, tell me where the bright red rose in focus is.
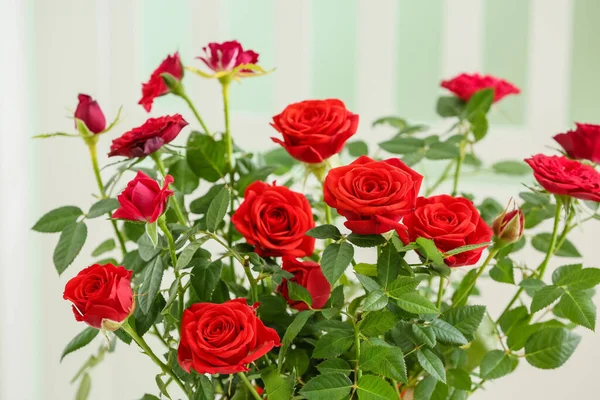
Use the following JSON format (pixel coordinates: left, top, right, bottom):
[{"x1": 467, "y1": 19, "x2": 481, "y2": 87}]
[
  {"x1": 74, "y1": 94, "x2": 106, "y2": 134},
  {"x1": 112, "y1": 171, "x2": 174, "y2": 223},
  {"x1": 270, "y1": 99, "x2": 359, "y2": 163},
  {"x1": 108, "y1": 114, "x2": 188, "y2": 158},
  {"x1": 554, "y1": 123, "x2": 600, "y2": 164},
  {"x1": 139, "y1": 52, "x2": 184, "y2": 112},
  {"x1": 323, "y1": 156, "x2": 423, "y2": 235},
  {"x1": 198, "y1": 40, "x2": 259, "y2": 73},
  {"x1": 278, "y1": 256, "x2": 331, "y2": 311},
  {"x1": 441, "y1": 73, "x2": 520, "y2": 103},
  {"x1": 525, "y1": 154, "x2": 600, "y2": 202},
  {"x1": 63, "y1": 263, "x2": 134, "y2": 331},
  {"x1": 177, "y1": 299, "x2": 281, "y2": 374},
  {"x1": 398, "y1": 195, "x2": 492, "y2": 267}
]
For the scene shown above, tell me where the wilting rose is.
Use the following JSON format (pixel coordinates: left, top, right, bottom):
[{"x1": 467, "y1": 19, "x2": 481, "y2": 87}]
[
  {"x1": 74, "y1": 94, "x2": 106, "y2": 134},
  {"x1": 139, "y1": 52, "x2": 184, "y2": 112},
  {"x1": 270, "y1": 99, "x2": 359, "y2": 163},
  {"x1": 441, "y1": 73, "x2": 520, "y2": 103},
  {"x1": 63, "y1": 263, "x2": 134, "y2": 331},
  {"x1": 198, "y1": 40, "x2": 259, "y2": 74},
  {"x1": 278, "y1": 256, "x2": 330, "y2": 310},
  {"x1": 108, "y1": 114, "x2": 188, "y2": 158},
  {"x1": 323, "y1": 156, "x2": 423, "y2": 234},
  {"x1": 525, "y1": 154, "x2": 600, "y2": 202},
  {"x1": 178, "y1": 299, "x2": 281, "y2": 374},
  {"x1": 399, "y1": 195, "x2": 492, "y2": 267},
  {"x1": 232, "y1": 181, "x2": 315, "y2": 257},
  {"x1": 492, "y1": 208, "x2": 524, "y2": 245},
  {"x1": 112, "y1": 171, "x2": 173, "y2": 223},
  {"x1": 554, "y1": 123, "x2": 600, "y2": 164}
]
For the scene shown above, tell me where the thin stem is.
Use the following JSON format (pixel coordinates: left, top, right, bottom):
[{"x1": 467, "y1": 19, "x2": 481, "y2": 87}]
[
  {"x1": 426, "y1": 160, "x2": 455, "y2": 196},
  {"x1": 436, "y1": 277, "x2": 446, "y2": 308},
  {"x1": 352, "y1": 318, "x2": 362, "y2": 384},
  {"x1": 237, "y1": 372, "x2": 262, "y2": 400},
  {"x1": 451, "y1": 139, "x2": 467, "y2": 196},
  {"x1": 158, "y1": 217, "x2": 185, "y2": 323},
  {"x1": 452, "y1": 248, "x2": 498, "y2": 306},
  {"x1": 152, "y1": 326, "x2": 170, "y2": 349},
  {"x1": 151, "y1": 152, "x2": 188, "y2": 226},
  {"x1": 178, "y1": 91, "x2": 212, "y2": 136},
  {"x1": 243, "y1": 259, "x2": 259, "y2": 303},
  {"x1": 221, "y1": 82, "x2": 236, "y2": 280}
]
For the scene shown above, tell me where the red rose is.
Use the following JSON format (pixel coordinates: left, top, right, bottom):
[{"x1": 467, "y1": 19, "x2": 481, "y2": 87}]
[
  {"x1": 177, "y1": 299, "x2": 281, "y2": 374},
  {"x1": 399, "y1": 195, "x2": 492, "y2": 267},
  {"x1": 323, "y1": 156, "x2": 423, "y2": 235},
  {"x1": 74, "y1": 94, "x2": 106, "y2": 134},
  {"x1": 277, "y1": 256, "x2": 331, "y2": 311},
  {"x1": 554, "y1": 123, "x2": 600, "y2": 163},
  {"x1": 232, "y1": 181, "x2": 315, "y2": 258},
  {"x1": 108, "y1": 114, "x2": 188, "y2": 158},
  {"x1": 441, "y1": 73, "x2": 520, "y2": 103},
  {"x1": 525, "y1": 154, "x2": 600, "y2": 202},
  {"x1": 112, "y1": 171, "x2": 174, "y2": 223},
  {"x1": 139, "y1": 52, "x2": 184, "y2": 112},
  {"x1": 198, "y1": 40, "x2": 259, "y2": 73},
  {"x1": 270, "y1": 99, "x2": 359, "y2": 163},
  {"x1": 63, "y1": 263, "x2": 134, "y2": 330}
]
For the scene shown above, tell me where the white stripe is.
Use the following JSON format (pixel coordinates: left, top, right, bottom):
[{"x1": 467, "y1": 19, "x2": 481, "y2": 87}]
[{"x1": 441, "y1": 0, "x2": 484, "y2": 77}]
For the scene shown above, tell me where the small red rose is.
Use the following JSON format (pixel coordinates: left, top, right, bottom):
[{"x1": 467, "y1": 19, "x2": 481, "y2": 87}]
[
  {"x1": 139, "y1": 52, "x2": 184, "y2": 112},
  {"x1": 232, "y1": 181, "x2": 315, "y2": 257},
  {"x1": 178, "y1": 299, "x2": 281, "y2": 374},
  {"x1": 109, "y1": 114, "x2": 188, "y2": 158},
  {"x1": 198, "y1": 40, "x2": 259, "y2": 74},
  {"x1": 554, "y1": 123, "x2": 600, "y2": 164},
  {"x1": 112, "y1": 171, "x2": 174, "y2": 223},
  {"x1": 63, "y1": 263, "x2": 134, "y2": 330},
  {"x1": 271, "y1": 99, "x2": 359, "y2": 163},
  {"x1": 74, "y1": 94, "x2": 106, "y2": 134},
  {"x1": 492, "y1": 207, "x2": 524, "y2": 246},
  {"x1": 525, "y1": 154, "x2": 600, "y2": 202},
  {"x1": 324, "y1": 155, "x2": 423, "y2": 234},
  {"x1": 441, "y1": 73, "x2": 520, "y2": 103},
  {"x1": 278, "y1": 256, "x2": 331, "y2": 311}
]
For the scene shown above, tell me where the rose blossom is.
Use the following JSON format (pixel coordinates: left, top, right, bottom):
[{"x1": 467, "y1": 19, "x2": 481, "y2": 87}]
[
  {"x1": 112, "y1": 171, "x2": 174, "y2": 223},
  {"x1": 177, "y1": 299, "x2": 281, "y2": 374},
  {"x1": 277, "y1": 256, "x2": 331, "y2": 311},
  {"x1": 74, "y1": 94, "x2": 106, "y2": 134},
  {"x1": 270, "y1": 99, "x2": 359, "y2": 163},
  {"x1": 492, "y1": 208, "x2": 524, "y2": 246},
  {"x1": 139, "y1": 52, "x2": 184, "y2": 112},
  {"x1": 198, "y1": 40, "x2": 259, "y2": 74},
  {"x1": 554, "y1": 123, "x2": 600, "y2": 164},
  {"x1": 441, "y1": 73, "x2": 520, "y2": 103},
  {"x1": 323, "y1": 155, "x2": 423, "y2": 235}
]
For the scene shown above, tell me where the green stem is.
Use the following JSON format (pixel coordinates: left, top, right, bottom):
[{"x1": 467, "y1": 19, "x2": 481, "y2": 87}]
[
  {"x1": 452, "y1": 248, "x2": 498, "y2": 307},
  {"x1": 451, "y1": 139, "x2": 467, "y2": 196},
  {"x1": 122, "y1": 322, "x2": 188, "y2": 397},
  {"x1": 178, "y1": 91, "x2": 212, "y2": 136},
  {"x1": 426, "y1": 160, "x2": 455, "y2": 196},
  {"x1": 151, "y1": 152, "x2": 188, "y2": 226},
  {"x1": 237, "y1": 372, "x2": 262, "y2": 400},
  {"x1": 221, "y1": 82, "x2": 236, "y2": 280},
  {"x1": 158, "y1": 216, "x2": 185, "y2": 323},
  {"x1": 243, "y1": 259, "x2": 259, "y2": 304},
  {"x1": 353, "y1": 319, "x2": 362, "y2": 382},
  {"x1": 436, "y1": 277, "x2": 446, "y2": 309}
]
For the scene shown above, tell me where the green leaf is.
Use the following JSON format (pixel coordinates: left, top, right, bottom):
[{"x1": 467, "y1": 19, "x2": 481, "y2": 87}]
[
  {"x1": 362, "y1": 290, "x2": 389, "y2": 311},
  {"x1": 360, "y1": 343, "x2": 407, "y2": 383},
  {"x1": 555, "y1": 291, "x2": 596, "y2": 330},
  {"x1": 359, "y1": 310, "x2": 398, "y2": 336},
  {"x1": 87, "y1": 199, "x2": 119, "y2": 219},
  {"x1": 53, "y1": 222, "x2": 87, "y2": 275},
  {"x1": 531, "y1": 285, "x2": 565, "y2": 313},
  {"x1": 317, "y1": 359, "x2": 352, "y2": 376},
  {"x1": 498, "y1": 306, "x2": 530, "y2": 336},
  {"x1": 307, "y1": 225, "x2": 342, "y2": 240},
  {"x1": 519, "y1": 278, "x2": 546, "y2": 297},
  {"x1": 176, "y1": 236, "x2": 210, "y2": 270},
  {"x1": 33, "y1": 206, "x2": 83, "y2": 233},
  {"x1": 377, "y1": 243, "x2": 401, "y2": 289},
  {"x1": 480, "y1": 350, "x2": 516, "y2": 379},
  {"x1": 436, "y1": 96, "x2": 466, "y2": 118},
  {"x1": 443, "y1": 242, "x2": 490, "y2": 257},
  {"x1": 451, "y1": 269, "x2": 478, "y2": 307},
  {"x1": 446, "y1": 369, "x2": 471, "y2": 391},
  {"x1": 429, "y1": 319, "x2": 468, "y2": 346},
  {"x1": 133, "y1": 293, "x2": 166, "y2": 337},
  {"x1": 145, "y1": 221, "x2": 158, "y2": 248},
  {"x1": 372, "y1": 116, "x2": 407, "y2": 128},
  {"x1": 206, "y1": 186, "x2": 230, "y2": 232},
  {"x1": 168, "y1": 158, "x2": 199, "y2": 195},
  {"x1": 466, "y1": 88, "x2": 494, "y2": 118},
  {"x1": 552, "y1": 264, "x2": 583, "y2": 286},
  {"x1": 470, "y1": 112, "x2": 489, "y2": 141},
  {"x1": 347, "y1": 233, "x2": 387, "y2": 248},
  {"x1": 33, "y1": 132, "x2": 79, "y2": 139},
  {"x1": 263, "y1": 147, "x2": 296, "y2": 175},
  {"x1": 261, "y1": 366, "x2": 295, "y2": 400},
  {"x1": 186, "y1": 132, "x2": 228, "y2": 182},
  {"x1": 288, "y1": 281, "x2": 313, "y2": 307},
  {"x1": 378, "y1": 137, "x2": 425, "y2": 154},
  {"x1": 525, "y1": 328, "x2": 581, "y2": 369},
  {"x1": 520, "y1": 191, "x2": 550, "y2": 206},
  {"x1": 441, "y1": 306, "x2": 486, "y2": 339},
  {"x1": 138, "y1": 395, "x2": 160, "y2": 400},
  {"x1": 189, "y1": 184, "x2": 225, "y2": 214},
  {"x1": 300, "y1": 373, "x2": 353, "y2": 400},
  {"x1": 507, "y1": 319, "x2": 564, "y2": 351},
  {"x1": 354, "y1": 263, "x2": 377, "y2": 277},
  {"x1": 554, "y1": 267, "x2": 600, "y2": 291},
  {"x1": 346, "y1": 140, "x2": 369, "y2": 157},
  {"x1": 138, "y1": 256, "x2": 164, "y2": 314},
  {"x1": 532, "y1": 233, "x2": 581, "y2": 257},
  {"x1": 191, "y1": 260, "x2": 222, "y2": 302},
  {"x1": 356, "y1": 375, "x2": 398, "y2": 400},
  {"x1": 425, "y1": 142, "x2": 460, "y2": 160},
  {"x1": 387, "y1": 276, "x2": 420, "y2": 298},
  {"x1": 492, "y1": 161, "x2": 531, "y2": 176},
  {"x1": 489, "y1": 258, "x2": 515, "y2": 284},
  {"x1": 313, "y1": 331, "x2": 354, "y2": 359},
  {"x1": 412, "y1": 324, "x2": 437, "y2": 347},
  {"x1": 237, "y1": 166, "x2": 278, "y2": 193},
  {"x1": 194, "y1": 375, "x2": 215, "y2": 400},
  {"x1": 356, "y1": 273, "x2": 382, "y2": 292},
  {"x1": 76, "y1": 374, "x2": 91, "y2": 400},
  {"x1": 416, "y1": 237, "x2": 445, "y2": 266},
  {"x1": 413, "y1": 376, "x2": 436, "y2": 400},
  {"x1": 60, "y1": 327, "x2": 99, "y2": 362},
  {"x1": 396, "y1": 292, "x2": 440, "y2": 315},
  {"x1": 416, "y1": 348, "x2": 446, "y2": 382},
  {"x1": 321, "y1": 242, "x2": 354, "y2": 284},
  {"x1": 91, "y1": 239, "x2": 116, "y2": 257}
]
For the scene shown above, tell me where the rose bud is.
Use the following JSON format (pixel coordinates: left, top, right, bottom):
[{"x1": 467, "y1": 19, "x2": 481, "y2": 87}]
[
  {"x1": 277, "y1": 256, "x2": 331, "y2": 311},
  {"x1": 178, "y1": 299, "x2": 281, "y2": 374},
  {"x1": 198, "y1": 40, "x2": 259, "y2": 75},
  {"x1": 441, "y1": 73, "x2": 520, "y2": 103},
  {"x1": 108, "y1": 114, "x2": 188, "y2": 158},
  {"x1": 139, "y1": 52, "x2": 184, "y2": 112},
  {"x1": 112, "y1": 171, "x2": 174, "y2": 223},
  {"x1": 554, "y1": 123, "x2": 600, "y2": 164},
  {"x1": 63, "y1": 263, "x2": 134, "y2": 331},
  {"x1": 270, "y1": 99, "x2": 359, "y2": 164},
  {"x1": 492, "y1": 207, "x2": 525, "y2": 246},
  {"x1": 74, "y1": 94, "x2": 106, "y2": 134}
]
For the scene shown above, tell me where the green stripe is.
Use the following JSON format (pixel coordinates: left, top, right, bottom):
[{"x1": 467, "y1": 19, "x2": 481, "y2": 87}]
[
  {"x1": 570, "y1": 0, "x2": 600, "y2": 123},
  {"x1": 397, "y1": 0, "x2": 443, "y2": 121},
  {"x1": 310, "y1": 0, "x2": 359, "y2": 110},
  {"x1": 483, "y1": 0, "x2": 530, "y2": 125}
]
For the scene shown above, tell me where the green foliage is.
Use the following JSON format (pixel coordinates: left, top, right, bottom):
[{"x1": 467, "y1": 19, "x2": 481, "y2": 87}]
[
  {"x1": 525, "y1": 328, "x2": 581, "y2": 369},
  {"x1": 300, "y1": 373, "x2": 353, "y2": 400},
  {"x1": 307, "y1": 225, "x2": 342, "y2": 240},
  {"x1": 61, "y1": 328, "x2": 99, "y2": 361},
  {"x1": 321, "y1": 242, "x2": 354, "y2": 284},
  {"x1": 186, "y1": 132, "x2": 228, "y2": 182},
  {"x1": 53, "y1": 222, "x2": 87, "y2": 274},
  {"x1": 32, "y1": 206, "x2": 83, "y2": 232}
]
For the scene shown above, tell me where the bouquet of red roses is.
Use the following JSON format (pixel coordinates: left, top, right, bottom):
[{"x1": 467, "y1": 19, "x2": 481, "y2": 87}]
[{"x1": 34, "y1": 40, "x2": 600, "y2": 400}]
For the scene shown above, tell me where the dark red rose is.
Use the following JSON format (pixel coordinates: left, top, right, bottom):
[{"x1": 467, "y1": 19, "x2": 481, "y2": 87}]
[
  {"x1": 112, "y1": 171, "x2": 174, "y2": 223},
  {"x1": 277, "y1": 256, "x2": 331, "y2": 311},
  {"x1": 63, "y1": 263, "x2": 134, "y2": 330},
  {"x1": 492, "y1": 208, "x2": 524, "y2": 245},
  {"x1": 441, "y1": 73, "x2": 520, "y2": 103},
  {"x1": 323, "y1": 156, "x2": 423, "y2": 235},
  {"x1": 108, "y1": 114, "x2": 188, "y2": 158},
  {"x1": 525, "y1": 154, "x2": 600, "y2": 202},
  {"x1": 198, "y1": 40, "x2": 259, "y2": 73},
  {"x1": 554, "y1": 123, "x2": 600, "y2": 163},
  {"x1": 74, "y1": 94, "x2": 106, "y2": 134},
  {"x1": 399, "y1": 195, "x2": 492, "y2": 267},
  {"x1": 139, "y1": 52, "x2": 184, "y2": 112},
  {"x1": 177, "y1": 299, "x2": 281, "y2": 374},
  {"x1": 270, "y1": 99, "x2": 359, "y2": 163},
  {"x1": 232, "y1": 181, "x2": 315, "y2": 258}
]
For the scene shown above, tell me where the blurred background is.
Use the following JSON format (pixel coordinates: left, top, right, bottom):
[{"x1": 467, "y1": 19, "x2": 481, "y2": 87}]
[{"x1": 1, "y1": 0, "x2": 599, "y2": 399}]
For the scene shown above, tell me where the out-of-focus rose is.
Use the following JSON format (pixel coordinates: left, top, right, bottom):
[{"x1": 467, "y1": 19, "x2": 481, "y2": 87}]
[
  {"x1": 441, "y1": 73, "x2": 520, "y2": 103},
  {"x1": 139, "y1": 52, "x2": 184, "y2": 112},
  {"x1": 198, "y1": 40, "x2": 259, "y2": 74},
  {"x1": 554, "y1": 123, "x2": 600, "y2": 164}
]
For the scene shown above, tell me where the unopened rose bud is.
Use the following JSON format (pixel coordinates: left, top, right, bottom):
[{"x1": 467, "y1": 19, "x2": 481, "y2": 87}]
[
  {"x1": 492, "y1": 208, "x2": 524, "y2": 246},
  {"x1": 74, "y1": 94, "x2": 106, "y2": 134}
]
